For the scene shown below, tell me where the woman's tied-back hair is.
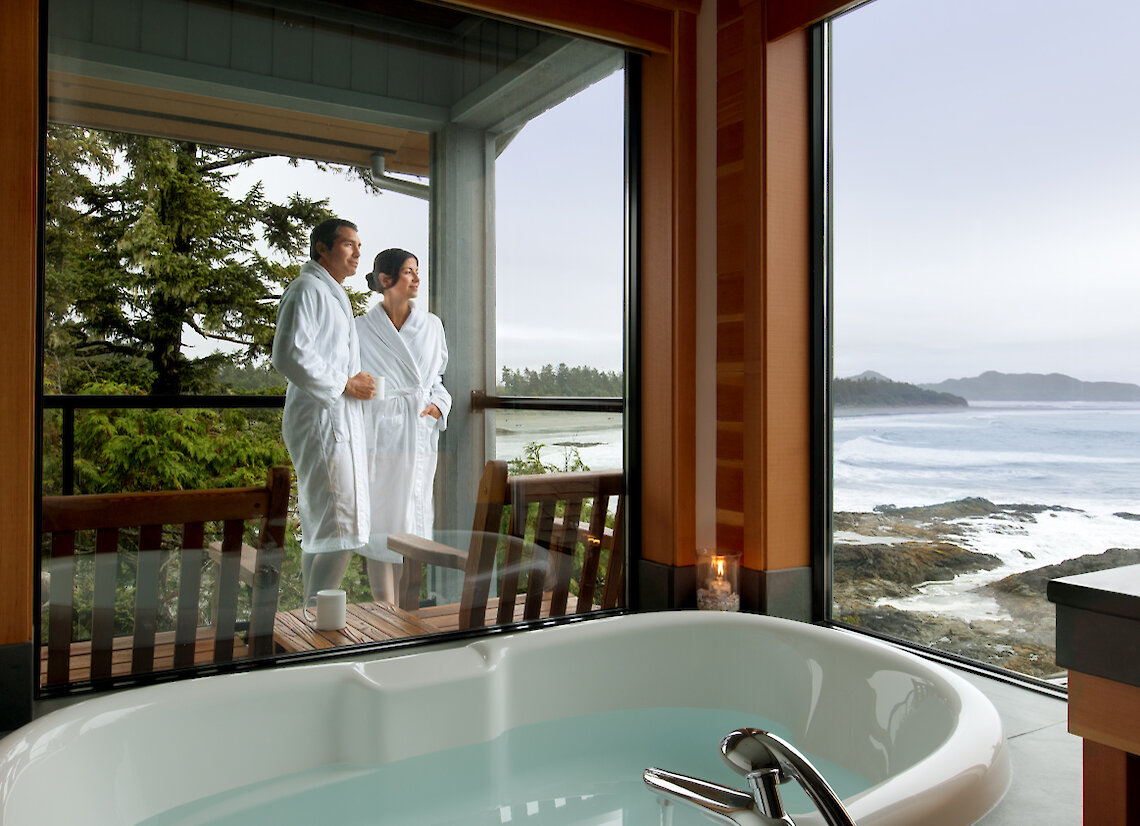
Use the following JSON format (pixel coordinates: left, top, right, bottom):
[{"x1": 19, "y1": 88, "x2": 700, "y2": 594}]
[
  {"x1": 309, "y1": 218, "x2": 358, "y2": 261},
  {"x1": 366, "y1": 248, "x2": 418, "y2": 293}
]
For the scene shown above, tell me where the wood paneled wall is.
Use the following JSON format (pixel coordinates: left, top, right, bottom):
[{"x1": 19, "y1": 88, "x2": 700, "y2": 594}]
[
  {"x1": 716, "y1": 0, "x2": 812, "y2": 574},
  {"x1": 0, "y1": 0, "x2": 38, "y2": 650}
]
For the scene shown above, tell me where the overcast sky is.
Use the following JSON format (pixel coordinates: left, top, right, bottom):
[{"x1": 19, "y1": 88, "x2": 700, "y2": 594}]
[
  {"x1": 831, "y1": 0, "x2": 1140, "y2": 386},
  {"x1": 220, "y1": 70, "x2": 625, "y2": 375}
]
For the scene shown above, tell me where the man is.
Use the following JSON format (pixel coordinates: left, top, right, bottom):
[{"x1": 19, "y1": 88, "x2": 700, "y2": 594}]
[{"x1": 272, "y1": 218, "x2": 376, "y2": 602}]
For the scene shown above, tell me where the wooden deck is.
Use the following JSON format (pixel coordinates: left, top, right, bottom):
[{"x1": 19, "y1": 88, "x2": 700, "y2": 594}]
[
  {"x1": 272, "y1": 596, "x2": 608, "y2": 651},
  {"x1": 40, "y1": 626, "x2": 249, "y2": 686},
  {"x1": 43, "y1": 597, "x2": 613, "y2": 679},
  {"x1": 272, "y1": 601, "x2": 440, "y2": 652}
]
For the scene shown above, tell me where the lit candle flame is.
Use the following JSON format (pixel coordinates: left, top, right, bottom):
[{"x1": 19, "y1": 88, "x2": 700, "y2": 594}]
[{"x1": 715, "y1": 557, "x2": 725, "y2": 579}]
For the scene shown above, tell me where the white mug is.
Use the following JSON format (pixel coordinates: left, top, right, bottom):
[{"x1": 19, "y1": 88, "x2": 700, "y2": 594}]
[
  {"x1": 303, "y1": 588, "x2": 347, "y2": 630},
  {"x1": 374, "y1": 375, "x2": 387, "y2": 401}
]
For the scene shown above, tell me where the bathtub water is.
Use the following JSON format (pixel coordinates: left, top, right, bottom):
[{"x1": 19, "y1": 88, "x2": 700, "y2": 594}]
[
  {"x1": 139, "y1": 708, "x2": 872, "y2": 825},
  {"x1": 0, "y1": 612, "x2": 1010, "y2": 826}
]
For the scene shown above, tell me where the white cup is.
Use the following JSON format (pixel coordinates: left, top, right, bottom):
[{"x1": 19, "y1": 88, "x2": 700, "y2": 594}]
[
  {"x1": 304, "y1": 588, "x2": 347, "y2": 630},
  {"x1": 375, "y1": 375, "x2": 386, "y2": 401}
]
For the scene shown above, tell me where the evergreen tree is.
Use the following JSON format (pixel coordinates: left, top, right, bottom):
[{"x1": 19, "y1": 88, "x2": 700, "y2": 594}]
[{"x1": 44, "y1": 125, "x2": 336, "y2": 395}]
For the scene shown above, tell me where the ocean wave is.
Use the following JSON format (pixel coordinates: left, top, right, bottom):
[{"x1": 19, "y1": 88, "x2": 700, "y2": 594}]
[{"x1": 835, "y1": 434, "x2": 1140, "y2": 468}]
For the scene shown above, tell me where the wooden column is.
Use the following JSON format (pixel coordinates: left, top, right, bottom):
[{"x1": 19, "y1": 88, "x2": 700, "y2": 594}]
[
  {"x1": 0, "y1": 0, "x2": 38, "y2": 729},
  {"x1": 1068, "y1": 671, "x2": 1140, "y2": 824},
  {"x1": 639, "y1": 12, "x2": 699, "y2": 573},
  {"x1": 716, "y1": 0, "x2": 813, "y2": 617}
]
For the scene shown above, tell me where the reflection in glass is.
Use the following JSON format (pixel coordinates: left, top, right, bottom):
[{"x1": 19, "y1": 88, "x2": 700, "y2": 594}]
[{"x1": 40, "y1": 0, "x2": 629, "y2": 688}]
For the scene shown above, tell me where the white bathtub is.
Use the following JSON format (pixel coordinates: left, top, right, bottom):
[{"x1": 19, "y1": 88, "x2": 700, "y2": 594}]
[{"x1": 0, "y1": 612, "x2": 1009, "y2": 825}]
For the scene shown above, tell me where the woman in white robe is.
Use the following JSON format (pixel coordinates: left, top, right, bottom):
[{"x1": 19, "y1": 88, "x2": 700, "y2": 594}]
[{"x1": 356, "y1": 248, "x2": 451, "y2": 601}]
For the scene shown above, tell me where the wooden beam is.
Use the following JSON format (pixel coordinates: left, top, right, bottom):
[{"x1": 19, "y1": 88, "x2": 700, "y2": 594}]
[
  {"x1": 48, "y1": 73, "x2": 430, "y2": 175},
  {"x1": 441, "y1": 0, "x2": 678, "y2": 53},
  {"x1": 0, "y1": 0, "x2": 37, "y2": 647},
  {"x1": 765, "y1": 0, "x2": 864, "y2": 42}
]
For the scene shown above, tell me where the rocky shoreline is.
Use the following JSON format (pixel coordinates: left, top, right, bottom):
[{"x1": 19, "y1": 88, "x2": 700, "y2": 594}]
[{"x1": 833, "y1": 498, "x2": 1140, "y2": 681}]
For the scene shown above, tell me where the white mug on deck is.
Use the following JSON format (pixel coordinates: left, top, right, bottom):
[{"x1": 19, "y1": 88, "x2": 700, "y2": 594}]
[{"x1": 304, "y1": 588, "x2": 347, "y2": 630}]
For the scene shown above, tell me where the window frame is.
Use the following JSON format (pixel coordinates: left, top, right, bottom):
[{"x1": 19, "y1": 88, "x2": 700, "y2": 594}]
[
  {"x1": 810, "y1": 13, "x2": 1065, "y2": 697},
  {"x1": 34, "y1": 1, "x2": 640, "y2": 698}
]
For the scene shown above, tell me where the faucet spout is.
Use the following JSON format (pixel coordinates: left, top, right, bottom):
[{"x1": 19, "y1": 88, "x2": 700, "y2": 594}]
[
  {"x1": 721, "y1": 728, "x2": 858, "y2": 826},
  {"x1": 643, "y1": 767, "x2": 785, "y2": 826},
  {"x1": 643, "y1": 728, "x2": 859, "y2": 826}
]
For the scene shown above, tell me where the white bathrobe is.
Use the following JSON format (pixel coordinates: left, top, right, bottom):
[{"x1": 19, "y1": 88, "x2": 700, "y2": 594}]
[
  {"x1": 271, "y1": 260, "x2": 369, "y2": 554},
  {"x1": 356, "y1": 303, "x2": 451, "y2": 563}
]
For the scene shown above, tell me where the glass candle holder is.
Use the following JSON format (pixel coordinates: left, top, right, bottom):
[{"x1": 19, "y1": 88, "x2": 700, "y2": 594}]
[{"x1": 695, "y1": 548, "x2": 741, "y2": 611}]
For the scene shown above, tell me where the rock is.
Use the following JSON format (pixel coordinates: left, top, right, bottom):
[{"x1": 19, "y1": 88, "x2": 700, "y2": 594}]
[
  {"x1": 985, "y1": 547, "x2": 1140, "y2": 598},
  {"x1": 834, "y1": 541, "x2": 1002, "y2": 586},
  {"x1": 830, "y1": 498, "x2": 1114, "y2": 681},
  {"x1": 1114, "y1": 512, "x2": 1140, "y2": 522}
]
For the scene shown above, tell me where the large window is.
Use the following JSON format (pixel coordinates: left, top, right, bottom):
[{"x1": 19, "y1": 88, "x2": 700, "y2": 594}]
[
  {"x1": 825, "y1": 0, "x2": 1140, "y2": 684},
  {"x1": 40, "y1": 0, "x2": 630, "y2": 694}
]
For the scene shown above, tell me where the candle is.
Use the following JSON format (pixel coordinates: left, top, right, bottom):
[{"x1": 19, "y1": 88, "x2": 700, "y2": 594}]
[{"x1": 697, "y1": 552, "x2": 739, "y2": 611}]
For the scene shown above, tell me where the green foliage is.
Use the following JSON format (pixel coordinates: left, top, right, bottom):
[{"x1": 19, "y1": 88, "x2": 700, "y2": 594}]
[
  {"x1": 50, "y1": 382, "x2": 290, "y2": 495},
  {"x1": 44, "y1": 125, "x2": 334, "y2": 395},
  {"x1": 498, "y1": 363, "x2": 622, "y2": 397},
  {"x1": 832, "y1": 377, "x2": 967, "y2": 408},
  {"x1": 506, "y1": 442, "x2": 589, "y2": 475}
]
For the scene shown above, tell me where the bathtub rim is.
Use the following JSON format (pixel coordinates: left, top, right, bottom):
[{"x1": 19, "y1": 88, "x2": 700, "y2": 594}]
[{"x1": 1, "y1": 611, "x2": 1010, "y2": 826}]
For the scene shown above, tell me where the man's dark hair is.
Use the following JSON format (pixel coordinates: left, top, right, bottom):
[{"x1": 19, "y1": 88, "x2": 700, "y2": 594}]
[{"x1": 309, "y1": 218, "x2": 358, "y2": 261}]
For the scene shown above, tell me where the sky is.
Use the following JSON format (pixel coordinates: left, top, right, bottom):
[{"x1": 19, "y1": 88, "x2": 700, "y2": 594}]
[
  {"x1": 213, "y1": 70, "x2": 626, "y2": 375},
  {"x1": 831, "y1": 0, "x2": 1140, "y2": 386}
]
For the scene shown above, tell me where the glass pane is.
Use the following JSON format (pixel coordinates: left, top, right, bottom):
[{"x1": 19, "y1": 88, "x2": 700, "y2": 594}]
[
  {"x1": 41, "y1": 0, "x2": 628, "y2": 690},
  {"x1": 829, "y1": 0, "x2": 1140, "y2": 684}
]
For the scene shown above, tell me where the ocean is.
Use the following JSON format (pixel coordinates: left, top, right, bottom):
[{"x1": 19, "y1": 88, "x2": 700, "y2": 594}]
[
  {"x1": 490, "y1": 403, "x2": 1140, "y2": 621},
  {"x1": 835, "y1": 402, "x2": 1140, "y2": 619},
  {"x1": 493, "y1": 409, "x2": 624, "y2": 472}
]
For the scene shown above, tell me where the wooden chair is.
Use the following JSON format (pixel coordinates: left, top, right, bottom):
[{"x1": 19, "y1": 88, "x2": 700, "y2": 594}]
[
  {"x1": 388, "y1": 460, "x2": 625, "y2": 631},
  {"x1": 40, "y1": 466, "x2": 290, "y2": 687}
]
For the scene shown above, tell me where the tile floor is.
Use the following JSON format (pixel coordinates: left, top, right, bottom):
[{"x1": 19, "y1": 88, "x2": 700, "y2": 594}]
[{"x1": 959, "y1": 669, "x2": 1081, "y2": 824}]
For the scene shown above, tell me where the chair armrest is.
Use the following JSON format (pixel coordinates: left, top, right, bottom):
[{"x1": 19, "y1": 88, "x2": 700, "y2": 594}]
[
  {"x1": 207, "y1": 541, "x2": 259, "y2": 587},
  {"x1": 387, "y1": 533, "x2": 469, "y2": 571}
]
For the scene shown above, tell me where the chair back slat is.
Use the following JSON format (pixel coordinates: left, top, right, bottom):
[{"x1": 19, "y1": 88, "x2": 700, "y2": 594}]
[
  {"x1": 455, "y1": 462, "x2": 625, "y2": 630},
  {"x1": 600, "y1": 491, "x2": 626, "y2": 609},
  {"x1": 247, "y1": 466, "x2": 290, "y2": 655},
  {"x1": 210, "y1": 517, "x2": 245, "y2": 663},
  {"x1": 522, "y1": 497, "x2": 558, "y2": 620},
  {"x1": 45, "y1": 531, "x2": 76, "y2": 686},
  {"x1": 40, "y1": 467, "x2": 289, "y2": 688},
  {"x1": 460, "y1": 461, "x2": 508, "y2": 629},
  {"x1": 174, "y1": 521, "x2": 206, "y2": 669},
  {"x1": 547, "y1": 494, "x2": 584, "y2": 616},
  {"x1": 130, "y1": 523, "x2": 164, "y2": 675},
  {"x1": 575, "y1": 491, "x2": 608, "y2": 612},
  {"x1": 90, "y1": 527, "x2": 121, "y2": 679}
]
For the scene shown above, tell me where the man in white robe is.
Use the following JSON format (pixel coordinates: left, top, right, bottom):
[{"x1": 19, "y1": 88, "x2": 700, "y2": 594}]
[
  {"x1": 271, "y1": 218, "x2": 376, "y2": 602},
  {"x1": 356, "y1": 249, "x2": 451, "y2": 599}
]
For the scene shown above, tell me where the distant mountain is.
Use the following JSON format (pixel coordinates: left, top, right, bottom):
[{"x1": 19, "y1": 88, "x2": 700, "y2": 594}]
[
  {"x1": 847, "y1": 370, "x2": 893, "y2": 383},
  {"x1": 834, "y1": 373, "x2": 968, "y2": 409},
  {"x1": 920, "y1": 371, "x2": 1140, "y2": 402}
]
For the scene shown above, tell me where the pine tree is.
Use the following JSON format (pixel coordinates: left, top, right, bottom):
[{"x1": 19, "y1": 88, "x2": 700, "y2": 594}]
[{"x1": 44, "y1": 125, "x2": 335, "y2": 395}]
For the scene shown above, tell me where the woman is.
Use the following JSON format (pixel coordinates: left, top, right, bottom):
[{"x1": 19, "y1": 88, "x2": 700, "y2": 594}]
[{"x1": 356, "y1": 248, "x2": 451, "y2": 602}]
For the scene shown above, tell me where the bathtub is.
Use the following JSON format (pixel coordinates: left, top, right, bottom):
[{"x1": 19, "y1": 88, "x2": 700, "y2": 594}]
[{"x1": 0, "y1": 612, "x2": 1009, "y2": 825}]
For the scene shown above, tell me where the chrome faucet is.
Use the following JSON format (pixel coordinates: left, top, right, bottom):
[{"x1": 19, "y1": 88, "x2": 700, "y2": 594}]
[{"x1": 644, "y1": 728, "x2": 858, "y2": 826}]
